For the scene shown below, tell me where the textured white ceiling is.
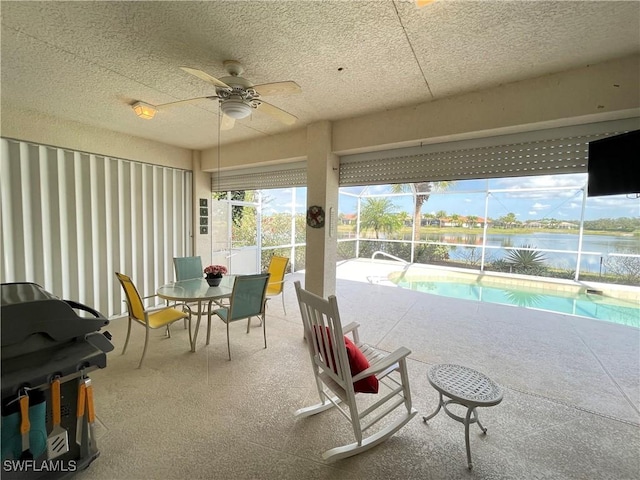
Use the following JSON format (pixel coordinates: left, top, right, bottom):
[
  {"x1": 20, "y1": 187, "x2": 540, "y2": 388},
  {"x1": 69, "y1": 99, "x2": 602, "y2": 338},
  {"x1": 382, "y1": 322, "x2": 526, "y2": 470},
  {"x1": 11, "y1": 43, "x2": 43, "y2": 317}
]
[{"x1": 1, "y1": 1, "x2": 639, "y2": 150}]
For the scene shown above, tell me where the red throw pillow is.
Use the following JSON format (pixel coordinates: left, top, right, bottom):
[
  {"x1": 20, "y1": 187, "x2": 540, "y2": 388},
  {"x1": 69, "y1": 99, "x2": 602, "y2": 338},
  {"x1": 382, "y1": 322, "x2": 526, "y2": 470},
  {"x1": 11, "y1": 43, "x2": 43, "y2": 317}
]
[
  {"x1": 313, "y1": 326, "x2": 379, "y2": 394},
  {"x1": 344, "y1": 336, "x2": 379, "y2": 394}
]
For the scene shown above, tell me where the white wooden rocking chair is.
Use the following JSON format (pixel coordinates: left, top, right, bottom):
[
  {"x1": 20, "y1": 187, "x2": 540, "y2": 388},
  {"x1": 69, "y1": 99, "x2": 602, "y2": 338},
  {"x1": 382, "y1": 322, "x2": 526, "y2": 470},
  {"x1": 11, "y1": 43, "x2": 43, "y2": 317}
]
[{"x1": 294, "y1": 281, "x2": 417, "y2": 462}]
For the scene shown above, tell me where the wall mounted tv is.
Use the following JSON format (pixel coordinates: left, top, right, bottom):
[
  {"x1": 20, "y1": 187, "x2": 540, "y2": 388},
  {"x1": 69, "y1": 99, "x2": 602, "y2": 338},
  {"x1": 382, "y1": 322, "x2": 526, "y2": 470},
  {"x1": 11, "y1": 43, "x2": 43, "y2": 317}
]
[{"x1": 587, "y1": 129, "x2": 640, "y2": 197}]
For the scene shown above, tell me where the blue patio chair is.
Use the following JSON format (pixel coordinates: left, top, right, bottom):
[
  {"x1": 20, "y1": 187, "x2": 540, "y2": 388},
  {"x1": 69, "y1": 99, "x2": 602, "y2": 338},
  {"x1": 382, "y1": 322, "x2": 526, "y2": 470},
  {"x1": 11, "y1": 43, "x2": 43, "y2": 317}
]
[
  {"x1": 173, "y1": 256, "x2": 206, "y2": 327},
  {"x1": 173, "y1": 256, "x2": 203, "y2": 281},
  {"x1": 210, "y1": 273, "x2": 270, "y2": 360}
]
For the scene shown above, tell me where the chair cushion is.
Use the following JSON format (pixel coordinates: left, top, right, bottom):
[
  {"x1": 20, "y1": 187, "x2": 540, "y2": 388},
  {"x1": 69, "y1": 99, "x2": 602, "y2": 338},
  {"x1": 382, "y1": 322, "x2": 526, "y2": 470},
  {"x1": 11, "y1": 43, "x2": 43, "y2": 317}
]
[
  {"x1": 214, "y1": 307, "x2": 229, "y2": 322},
  {"x1": 147, "y1": 307, "x2": 188, "y2": 328},
  {"x1": 314, "y1": 326, "x2": 378, "y2": 394},
  {"x1": 344, "y1": 336, "x2": 379, "y2": 394}
]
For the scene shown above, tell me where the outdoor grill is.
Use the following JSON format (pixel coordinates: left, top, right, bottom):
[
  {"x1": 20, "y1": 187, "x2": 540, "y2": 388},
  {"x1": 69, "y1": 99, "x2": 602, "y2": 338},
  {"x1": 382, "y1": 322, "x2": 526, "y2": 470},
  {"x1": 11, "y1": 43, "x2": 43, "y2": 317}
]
[{"x1": 1, "y1": 282, "x2": 113, "y2": 479}]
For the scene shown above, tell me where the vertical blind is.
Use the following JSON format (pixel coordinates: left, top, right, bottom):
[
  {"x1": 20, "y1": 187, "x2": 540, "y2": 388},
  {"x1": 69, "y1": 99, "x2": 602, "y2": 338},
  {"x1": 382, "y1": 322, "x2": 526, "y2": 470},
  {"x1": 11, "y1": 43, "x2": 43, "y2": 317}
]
[{"x1": 0, "y1": 138, "x2": 193, "y2": 317}]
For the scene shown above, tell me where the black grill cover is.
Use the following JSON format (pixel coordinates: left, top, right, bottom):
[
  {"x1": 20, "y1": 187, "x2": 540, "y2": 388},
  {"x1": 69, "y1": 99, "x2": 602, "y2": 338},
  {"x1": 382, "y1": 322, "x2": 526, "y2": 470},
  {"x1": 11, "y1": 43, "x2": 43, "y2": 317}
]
[{"x1": 1, "y1": 282, "x2": 113, "y2": 399}]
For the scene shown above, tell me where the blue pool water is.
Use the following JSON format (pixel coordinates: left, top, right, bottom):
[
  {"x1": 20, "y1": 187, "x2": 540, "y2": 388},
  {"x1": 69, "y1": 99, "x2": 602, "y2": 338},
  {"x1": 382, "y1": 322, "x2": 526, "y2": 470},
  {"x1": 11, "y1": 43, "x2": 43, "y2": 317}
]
[{"x1": 394, "y1": 278, "x2": 639, "y2": 328}]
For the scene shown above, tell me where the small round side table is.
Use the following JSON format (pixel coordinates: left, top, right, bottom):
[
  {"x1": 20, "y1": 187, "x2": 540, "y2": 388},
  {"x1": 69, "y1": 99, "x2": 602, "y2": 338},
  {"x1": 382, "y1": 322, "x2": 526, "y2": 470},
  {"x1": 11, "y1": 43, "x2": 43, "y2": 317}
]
[{"x1": 423, "y1": 364, "x2": 503, "y2": 469}]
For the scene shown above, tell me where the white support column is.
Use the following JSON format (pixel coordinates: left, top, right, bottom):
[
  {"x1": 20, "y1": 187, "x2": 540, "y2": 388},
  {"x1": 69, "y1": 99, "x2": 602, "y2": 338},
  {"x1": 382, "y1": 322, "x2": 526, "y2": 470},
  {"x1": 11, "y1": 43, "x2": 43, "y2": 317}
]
[{"x1": 305, "y1": 121, "x2": 339, "y2": 297}]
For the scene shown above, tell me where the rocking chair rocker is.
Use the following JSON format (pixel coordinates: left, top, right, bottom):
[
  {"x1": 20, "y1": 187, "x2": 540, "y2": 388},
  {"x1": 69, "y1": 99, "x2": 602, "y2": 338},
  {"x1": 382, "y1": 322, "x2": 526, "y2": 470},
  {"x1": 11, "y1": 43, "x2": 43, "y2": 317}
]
[{"x1": 294, "y1": 281, "x2": 417, "y2": 462}]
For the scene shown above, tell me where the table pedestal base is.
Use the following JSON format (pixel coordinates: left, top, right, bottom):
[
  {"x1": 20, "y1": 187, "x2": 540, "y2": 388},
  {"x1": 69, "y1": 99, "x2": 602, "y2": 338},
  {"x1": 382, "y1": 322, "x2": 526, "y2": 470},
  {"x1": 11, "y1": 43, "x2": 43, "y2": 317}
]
[{"x1": 423, "y1": 392, "x2": 488, "y2": 469}]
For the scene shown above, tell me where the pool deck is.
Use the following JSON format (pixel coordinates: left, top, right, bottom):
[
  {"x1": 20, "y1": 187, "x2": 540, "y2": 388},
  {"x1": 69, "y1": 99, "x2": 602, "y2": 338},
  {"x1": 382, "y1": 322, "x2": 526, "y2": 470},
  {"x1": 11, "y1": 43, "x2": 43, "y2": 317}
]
[
  {"x1": 333, "y1": 258, "x2": 640, "y2": 477},
  {"x1": 335, "y1": 258, "x2": 639, "y2": 420}
]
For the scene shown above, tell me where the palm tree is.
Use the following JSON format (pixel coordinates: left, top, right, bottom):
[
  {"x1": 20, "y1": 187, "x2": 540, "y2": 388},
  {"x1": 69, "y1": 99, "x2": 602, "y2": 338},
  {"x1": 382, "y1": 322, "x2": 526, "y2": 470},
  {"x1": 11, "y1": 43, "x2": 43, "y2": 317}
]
[
  {"x1": 500, "y1": 212, "x2": 518, "y2": 229},
  {"x1": 359, "y1": 198, "x2": 403, "y2": 239},
  {"x1": 391, "y1": 182, "x2": 453, "y2": 242},
  {"x1": 435, "y1": 210, "x2": 448, "y2": 228}
]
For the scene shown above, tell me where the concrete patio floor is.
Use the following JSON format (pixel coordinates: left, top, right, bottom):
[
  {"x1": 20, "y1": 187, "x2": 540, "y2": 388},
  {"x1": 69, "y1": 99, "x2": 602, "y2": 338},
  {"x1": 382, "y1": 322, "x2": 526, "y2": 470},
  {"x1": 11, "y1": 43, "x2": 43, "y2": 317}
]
[{"x1": 75, "y1": 261, "x2": 639, "y2": 480}]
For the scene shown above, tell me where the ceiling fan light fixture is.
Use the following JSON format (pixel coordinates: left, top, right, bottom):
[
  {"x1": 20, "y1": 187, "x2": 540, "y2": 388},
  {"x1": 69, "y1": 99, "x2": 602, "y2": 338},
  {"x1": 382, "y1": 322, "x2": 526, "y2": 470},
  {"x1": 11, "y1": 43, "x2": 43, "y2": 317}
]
[
  {"x1": 220, "y1": 99, "x2": 253, "y2": 119},
  {"x1": 132, "y1": 101, "x2": 157, "y2": 119}
]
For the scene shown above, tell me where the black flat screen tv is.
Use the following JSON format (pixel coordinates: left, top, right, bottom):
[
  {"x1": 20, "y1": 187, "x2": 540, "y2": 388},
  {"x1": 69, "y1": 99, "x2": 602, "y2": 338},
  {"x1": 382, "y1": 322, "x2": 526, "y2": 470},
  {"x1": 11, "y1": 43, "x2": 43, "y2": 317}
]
[{"x1": 587, "y1": 129, "x2": 640, "y2": 197}]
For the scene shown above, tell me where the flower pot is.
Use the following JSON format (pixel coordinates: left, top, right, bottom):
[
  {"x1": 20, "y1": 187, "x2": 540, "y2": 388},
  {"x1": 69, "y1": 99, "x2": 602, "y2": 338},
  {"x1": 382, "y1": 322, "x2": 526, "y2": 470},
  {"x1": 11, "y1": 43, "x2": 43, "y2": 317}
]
[{"x1": 206, "y1": 275, "x2": 222, "y2": 287}]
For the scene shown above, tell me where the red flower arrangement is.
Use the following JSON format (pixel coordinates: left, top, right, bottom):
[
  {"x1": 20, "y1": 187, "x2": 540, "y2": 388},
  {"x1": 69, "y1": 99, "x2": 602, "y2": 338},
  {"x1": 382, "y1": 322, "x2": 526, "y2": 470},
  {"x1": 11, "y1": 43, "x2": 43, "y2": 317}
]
[{"x1": 204, "y1": 265, "x2": 228, "y2": 276}]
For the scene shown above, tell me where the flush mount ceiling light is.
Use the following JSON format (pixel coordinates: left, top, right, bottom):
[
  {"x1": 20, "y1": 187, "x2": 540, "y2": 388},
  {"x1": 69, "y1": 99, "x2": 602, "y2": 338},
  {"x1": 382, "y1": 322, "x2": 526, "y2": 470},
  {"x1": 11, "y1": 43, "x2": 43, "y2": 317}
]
[
  {"x1": 416, "y1": 0, "x2": 437, "y2": 7},
  {"x1": 132, "y1": 101, "x2": 157, "y2": 119},
  {"x1": 219, "y1": 99, "x2": 254, "y2": 119}
]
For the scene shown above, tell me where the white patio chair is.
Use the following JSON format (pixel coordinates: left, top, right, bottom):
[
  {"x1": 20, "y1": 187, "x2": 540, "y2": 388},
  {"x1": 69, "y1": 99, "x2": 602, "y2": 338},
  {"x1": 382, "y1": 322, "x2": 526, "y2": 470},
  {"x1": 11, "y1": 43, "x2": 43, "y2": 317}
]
[{"x1": 293, "y1": 281, "x2": 417, "y2": 462}]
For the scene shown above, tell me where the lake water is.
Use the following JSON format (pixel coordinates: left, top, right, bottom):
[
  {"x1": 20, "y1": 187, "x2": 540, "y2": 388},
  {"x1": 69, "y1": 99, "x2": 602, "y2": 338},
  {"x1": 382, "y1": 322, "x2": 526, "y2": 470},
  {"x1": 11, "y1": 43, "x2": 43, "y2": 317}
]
[{"x1": 422, "y1": 232, "x2": 639, "y2": 273}]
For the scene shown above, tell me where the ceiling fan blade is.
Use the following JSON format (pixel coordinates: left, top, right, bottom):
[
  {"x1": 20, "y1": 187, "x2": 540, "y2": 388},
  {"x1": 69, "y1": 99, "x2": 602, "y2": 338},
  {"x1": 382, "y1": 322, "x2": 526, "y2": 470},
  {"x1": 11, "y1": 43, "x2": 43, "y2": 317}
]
[
  {"x1": 255, "y1": 100, "x2": 297, "y2": 125},
  {"x1": 156, "y1": 96, "x2": 219, "y2": 109},
  {"x1": 180, "y1": 67, "x2": 232, "y2": 90},
  {"x1": 253, "y1": 81, "x2": 301, "y2": 96},
  {"x1": 220, "y1": 114, "x2": 235, "y2": 131}
]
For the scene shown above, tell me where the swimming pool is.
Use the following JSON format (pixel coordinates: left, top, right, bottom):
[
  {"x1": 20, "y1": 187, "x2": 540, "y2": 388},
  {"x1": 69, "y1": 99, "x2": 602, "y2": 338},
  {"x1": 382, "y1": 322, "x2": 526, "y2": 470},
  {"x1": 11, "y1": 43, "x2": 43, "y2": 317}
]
[{"x1": 392, "y1": 276, "x2": 639, "y2": 328}]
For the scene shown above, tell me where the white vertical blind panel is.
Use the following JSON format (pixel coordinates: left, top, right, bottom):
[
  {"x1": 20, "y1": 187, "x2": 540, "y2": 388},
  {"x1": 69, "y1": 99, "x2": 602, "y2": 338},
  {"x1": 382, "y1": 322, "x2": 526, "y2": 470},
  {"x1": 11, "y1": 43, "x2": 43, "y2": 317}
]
[
  {"x1": 38, "y1": 146, "x2": 53, "y2": 289},
  {"x1": 62, "y1": 151, "x2": 80, "y2": 300},
  {"x1": 1, "y1": 140, "x2": 15, "y2": 280},
  {"x1": 55, "y1": 150, "x2": 68, "y2": 297},
  {"x1": 0, "y1": 138, "x2": 192, "y2": 317},
  {"x1": 141, "y1": 166, "x2": 153, "y2": 299},
  {"x1": 163, "y1": 170, "x2": 172, "y2": 285},
  {"x1": 73, "y1": 151, "x2": 88, "y2": 304},
  {"x1": 104, "y1": 159, "x2": 116, "y2": 316},
  {"x1": 117, "y1": 159, "x2": 131, "y2": 314},
  {"x1": 20, "y1": 143, "x2": 36, "y2": 281}
]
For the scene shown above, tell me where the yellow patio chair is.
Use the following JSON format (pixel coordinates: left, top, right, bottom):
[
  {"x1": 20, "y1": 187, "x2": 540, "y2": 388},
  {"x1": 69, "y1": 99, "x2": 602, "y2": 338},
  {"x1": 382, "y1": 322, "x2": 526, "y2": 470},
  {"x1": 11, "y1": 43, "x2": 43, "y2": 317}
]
[
  {"x1": 116, "y1": 272, "x2": 190, "y2": 368},
  {"x1": 265, "y1": 255, "x2": 289, "y2": 314}
]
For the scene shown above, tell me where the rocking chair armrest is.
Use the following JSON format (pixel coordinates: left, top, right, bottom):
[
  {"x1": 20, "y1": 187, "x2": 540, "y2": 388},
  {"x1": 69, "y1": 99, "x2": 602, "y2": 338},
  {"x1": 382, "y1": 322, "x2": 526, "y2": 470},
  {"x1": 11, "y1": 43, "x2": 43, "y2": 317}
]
[
  {"x1": 352, "y1": 346, "x2": 411, "y2": 381},
  {"x1": 342, "y1": 321, "x2": 360, "y2": 343},
  {"x1": 342, "y1": 321, "x2": 360, "y2": 335}
]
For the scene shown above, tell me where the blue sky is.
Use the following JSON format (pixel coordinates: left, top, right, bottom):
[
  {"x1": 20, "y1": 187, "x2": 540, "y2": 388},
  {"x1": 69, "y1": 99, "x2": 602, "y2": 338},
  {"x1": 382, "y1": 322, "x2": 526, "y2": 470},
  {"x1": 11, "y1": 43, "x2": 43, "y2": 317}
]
[{"x1": 260, "y1": 174, "x2": 639, "y2": 221}]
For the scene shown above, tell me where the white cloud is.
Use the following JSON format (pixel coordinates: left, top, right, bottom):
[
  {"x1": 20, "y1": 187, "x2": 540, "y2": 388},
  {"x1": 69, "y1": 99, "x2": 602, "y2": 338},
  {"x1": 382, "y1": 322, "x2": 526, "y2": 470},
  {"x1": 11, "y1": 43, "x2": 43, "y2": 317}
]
[
  {"x1": 494, "y1": 173, "x2": 587, "y2": 189},
  {"x1": 532, "y1": 202, "x2": 550, "y2": 209}
]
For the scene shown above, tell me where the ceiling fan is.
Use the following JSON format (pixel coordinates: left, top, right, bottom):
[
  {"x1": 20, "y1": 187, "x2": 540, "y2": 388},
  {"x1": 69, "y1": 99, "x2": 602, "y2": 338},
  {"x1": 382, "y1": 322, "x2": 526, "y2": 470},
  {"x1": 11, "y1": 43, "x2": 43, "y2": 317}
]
[{"x1": 150, "y1": 60, "x2": 301, "y2": 130}]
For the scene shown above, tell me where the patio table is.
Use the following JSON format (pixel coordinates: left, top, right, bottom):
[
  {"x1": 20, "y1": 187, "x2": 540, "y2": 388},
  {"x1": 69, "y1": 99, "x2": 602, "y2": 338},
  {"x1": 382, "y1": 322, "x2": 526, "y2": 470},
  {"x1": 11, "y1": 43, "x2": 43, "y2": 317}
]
[
  {"x1": 423, "y1": 363, "x2": 503, "y2": 469},
  {"x1": 157, "y1": 276, "x2": 235, "y2": 352}
]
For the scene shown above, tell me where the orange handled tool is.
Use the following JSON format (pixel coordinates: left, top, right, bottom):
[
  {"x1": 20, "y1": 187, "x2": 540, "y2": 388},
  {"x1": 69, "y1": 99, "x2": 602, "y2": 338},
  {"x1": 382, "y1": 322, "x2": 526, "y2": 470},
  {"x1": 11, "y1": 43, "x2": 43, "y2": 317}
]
[
  {"x1": 19, "y1": 393, "x2": 32, "y2": 459},
  {"x1": 51, "y1": 379, "x2": 61, "y2": 428},
  {"x1": 84, "y1": 377, "x2": 96, "y2": 453},
  {"x1": 86, "y1": 381, "x2": 95, "y2": 426},
  {"x1": 47, "y1": 377, "x2": 69, "y2": 459},
  {"x1": 76, "y1": 380, "x2": 86, "y2": 446}
]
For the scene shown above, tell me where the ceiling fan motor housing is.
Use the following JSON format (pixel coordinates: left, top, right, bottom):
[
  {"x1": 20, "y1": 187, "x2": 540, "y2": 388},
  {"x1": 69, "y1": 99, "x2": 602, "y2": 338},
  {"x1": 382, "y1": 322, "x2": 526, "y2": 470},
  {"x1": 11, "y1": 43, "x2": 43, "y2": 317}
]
[{"x1": 220, "y1": 99, "x2": 254, "y2": 119}]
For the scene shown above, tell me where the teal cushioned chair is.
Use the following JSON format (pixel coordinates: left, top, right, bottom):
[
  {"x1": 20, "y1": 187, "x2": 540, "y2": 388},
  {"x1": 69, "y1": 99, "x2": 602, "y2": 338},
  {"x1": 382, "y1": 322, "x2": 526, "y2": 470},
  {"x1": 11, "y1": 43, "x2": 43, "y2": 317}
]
[
  {"x1": 173, "y1": 256, "x2": 207, "y2": 327},
  {"x1": 173, "y1": 256, "x2": 204, "y2": 281},
  {"x1": 210, "y1": 273, "x2": 270, "y2": 360}
]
